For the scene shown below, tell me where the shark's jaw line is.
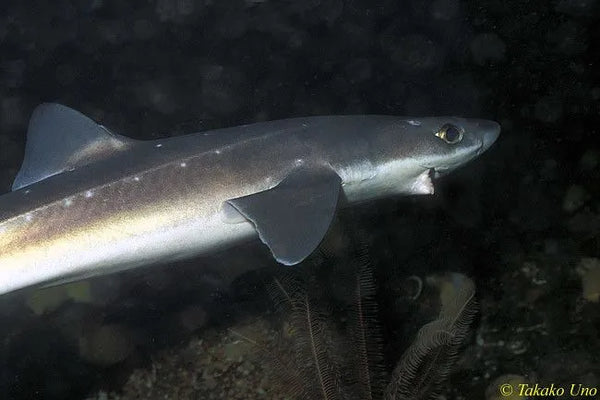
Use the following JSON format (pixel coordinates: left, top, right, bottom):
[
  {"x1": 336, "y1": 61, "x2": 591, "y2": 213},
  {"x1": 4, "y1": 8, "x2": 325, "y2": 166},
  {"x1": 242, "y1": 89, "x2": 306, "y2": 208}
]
[{"x1": 419, "y1": 136, "x2": 487, "y2": 175}]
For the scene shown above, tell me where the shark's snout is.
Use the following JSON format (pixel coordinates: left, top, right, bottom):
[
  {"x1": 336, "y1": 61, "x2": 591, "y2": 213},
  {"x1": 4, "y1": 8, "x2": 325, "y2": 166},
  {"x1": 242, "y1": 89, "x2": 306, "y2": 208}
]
[{"x1": 476, "y1": 119, "x2": 501, "y2": 154}]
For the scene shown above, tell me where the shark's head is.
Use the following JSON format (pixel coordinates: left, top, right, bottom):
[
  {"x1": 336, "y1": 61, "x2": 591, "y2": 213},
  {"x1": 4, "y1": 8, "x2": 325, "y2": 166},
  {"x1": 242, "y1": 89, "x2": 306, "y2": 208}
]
[
  {"x1": 408, "y1": 117, "x2": 501, "y2": 177},
  {"x1": 339, "y1": 115, "x2": 500, "y2": 201},
  {"x1": 394, "y1": 116, "x2": 500, "y2": 195}
]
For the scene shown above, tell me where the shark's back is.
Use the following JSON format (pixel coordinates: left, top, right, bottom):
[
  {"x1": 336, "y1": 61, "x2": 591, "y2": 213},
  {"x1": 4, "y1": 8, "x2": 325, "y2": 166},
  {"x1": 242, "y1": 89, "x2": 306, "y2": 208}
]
[{"x1": 1, "y1": 105, "x2": 395, "y2": 220}]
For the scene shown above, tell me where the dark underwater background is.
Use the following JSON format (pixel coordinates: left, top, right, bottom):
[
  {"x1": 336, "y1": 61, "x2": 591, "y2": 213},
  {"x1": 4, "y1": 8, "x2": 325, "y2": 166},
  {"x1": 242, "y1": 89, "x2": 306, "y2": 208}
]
[{"x1": 0, "y1": 0, "x2": 599, "y2": 399}]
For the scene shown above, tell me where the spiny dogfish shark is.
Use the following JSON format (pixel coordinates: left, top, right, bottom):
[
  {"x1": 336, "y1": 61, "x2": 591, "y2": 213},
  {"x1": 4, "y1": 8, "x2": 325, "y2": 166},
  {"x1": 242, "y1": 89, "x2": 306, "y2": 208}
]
[{"x1": 0, "y1": 104, "x2": 500, "y2": 295}]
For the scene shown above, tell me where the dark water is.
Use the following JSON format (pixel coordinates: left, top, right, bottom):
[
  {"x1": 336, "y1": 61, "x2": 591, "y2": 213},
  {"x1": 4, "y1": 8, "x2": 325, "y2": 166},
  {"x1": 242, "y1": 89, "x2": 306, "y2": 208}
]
[{"x1": 0, "y1": 1, "x2": 598, "y2": 399}]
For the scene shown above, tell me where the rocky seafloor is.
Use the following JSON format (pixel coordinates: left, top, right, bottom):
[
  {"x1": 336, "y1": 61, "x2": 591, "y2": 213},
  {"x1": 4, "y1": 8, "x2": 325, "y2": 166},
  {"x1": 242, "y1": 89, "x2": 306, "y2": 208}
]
[{"x1": 0, "y1": 0, "x2": 599, "y2": 399}]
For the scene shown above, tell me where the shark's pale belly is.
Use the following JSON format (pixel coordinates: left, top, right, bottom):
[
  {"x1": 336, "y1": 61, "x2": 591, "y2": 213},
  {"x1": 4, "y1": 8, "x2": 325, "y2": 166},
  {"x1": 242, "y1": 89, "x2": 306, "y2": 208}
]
[{"x1": 0, "y1": 203, "x2": 257, "y2": 294}]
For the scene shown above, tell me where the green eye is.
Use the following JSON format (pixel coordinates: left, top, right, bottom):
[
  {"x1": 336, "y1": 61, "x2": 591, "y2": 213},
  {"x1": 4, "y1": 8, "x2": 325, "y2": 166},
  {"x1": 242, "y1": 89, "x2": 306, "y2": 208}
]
[{"x1": 435, "y1": 124, "x2": 463, "y2": 144}]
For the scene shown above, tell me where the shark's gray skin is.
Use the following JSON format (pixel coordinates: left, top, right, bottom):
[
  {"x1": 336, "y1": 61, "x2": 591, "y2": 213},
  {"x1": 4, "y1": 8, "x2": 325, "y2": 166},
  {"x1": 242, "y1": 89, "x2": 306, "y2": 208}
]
[{"x1": 0, "y1": 104, "x2": 500, "y2": 295}]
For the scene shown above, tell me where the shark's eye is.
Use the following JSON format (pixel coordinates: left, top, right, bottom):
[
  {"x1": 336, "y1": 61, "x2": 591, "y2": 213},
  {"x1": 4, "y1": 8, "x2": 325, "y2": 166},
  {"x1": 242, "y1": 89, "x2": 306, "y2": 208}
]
[{"x1": 435, "y1": 124, "x2": 463, "y2": 144}]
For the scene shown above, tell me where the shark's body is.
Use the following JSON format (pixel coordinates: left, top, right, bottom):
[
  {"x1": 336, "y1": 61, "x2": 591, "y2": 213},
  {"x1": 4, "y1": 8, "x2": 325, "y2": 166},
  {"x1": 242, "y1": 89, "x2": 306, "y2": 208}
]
[{"x1": 0, "y1": 104, "x2": 499, "y2": 295}]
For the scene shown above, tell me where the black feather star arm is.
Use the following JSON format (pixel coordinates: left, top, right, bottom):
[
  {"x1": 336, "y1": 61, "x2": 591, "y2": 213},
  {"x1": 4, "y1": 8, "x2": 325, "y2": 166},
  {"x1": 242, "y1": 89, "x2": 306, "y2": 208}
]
[
  {"x1": 344, "y1": 245, "x2": 387, "y2": 400},
  {"x1": 267, "y1": 264, "x2": 345, "y2": 400},
  {"x1": 289, "y1": 293, "x2": 344, "y2": 400}
]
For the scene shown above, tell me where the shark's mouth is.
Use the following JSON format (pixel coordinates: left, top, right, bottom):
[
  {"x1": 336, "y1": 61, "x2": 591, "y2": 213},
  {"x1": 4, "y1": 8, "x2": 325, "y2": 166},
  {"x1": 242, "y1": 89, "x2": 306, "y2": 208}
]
[
  {"x1": 418, "y1": 161, "x2": 451, "y2": 180},
  {"x1": 431, "y1": 166, "x2": 449, "y2": 178}
]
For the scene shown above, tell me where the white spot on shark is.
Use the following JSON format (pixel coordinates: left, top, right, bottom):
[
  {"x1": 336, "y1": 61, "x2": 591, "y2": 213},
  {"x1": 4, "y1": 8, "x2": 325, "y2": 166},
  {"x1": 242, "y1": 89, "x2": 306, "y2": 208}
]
[
  {"x1": 407, "y1": 120, "x2": 422, "y2": 126},
  {"x1": 24, "y1": 189, "x2": 31, "y2": 195},
  {"x1": 411, "y1": 170, "x2": 434, "y2": 194},
  {"x1": 180, "y1": 162, "x2": 187, "y2": 168},
  {"x1": 85, "y1": 190, "x2": 94, "y2": 198},
  {"x1": 294, "y1": 158, "x2": 304, "y2": 167},
  {"x1": 25, "y1": 213, "x2": 33, "y2": 222},
  {"x1": 215, "y1": 150, "x2": 221, "y2": 154},
  {"x1": 134, "y1": 176, "x2": 140, "y2": 182},
  {"x1": 63, "y1": 198, "x2": 73, "y2": 207},
  {"x1": 155, "y1": 143, "x2": 163, "y2": 148}
]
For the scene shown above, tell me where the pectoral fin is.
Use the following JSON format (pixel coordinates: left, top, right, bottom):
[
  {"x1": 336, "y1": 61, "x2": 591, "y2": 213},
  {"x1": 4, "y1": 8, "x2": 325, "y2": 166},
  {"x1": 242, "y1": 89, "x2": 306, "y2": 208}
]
[{"x1": 226, "y1": 167, "x2": 342, "y2": 265}]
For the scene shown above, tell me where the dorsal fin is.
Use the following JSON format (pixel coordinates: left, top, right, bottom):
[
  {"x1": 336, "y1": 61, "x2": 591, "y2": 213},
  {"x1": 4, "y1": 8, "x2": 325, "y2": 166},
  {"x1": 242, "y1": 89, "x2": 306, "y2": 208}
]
[{"x1": 12, "y1": 103, "x2": 136, "y2": 191}]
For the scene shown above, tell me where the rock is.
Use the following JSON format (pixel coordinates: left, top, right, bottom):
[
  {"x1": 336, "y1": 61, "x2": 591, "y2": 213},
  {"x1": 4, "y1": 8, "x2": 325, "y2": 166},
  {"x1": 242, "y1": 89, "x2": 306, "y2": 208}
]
[
  {"x1": 563, "y1": 185, "x2": 589, "y2": 213},
  {"x1": 178, "y1": 304, "x2": 208, "y2": 332},
  {"x1": 486, "y1": 374, "x2": 528, "y2": 399},
  {"x1": 577, "y1": 258, "x2": 600, "y2": 303},
  {"x1": 26, "y1": 281, "x2": 93, "y2": 315},
  {"x1": 79, "y1": 324, "x2": 136, "y2": 366}
]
